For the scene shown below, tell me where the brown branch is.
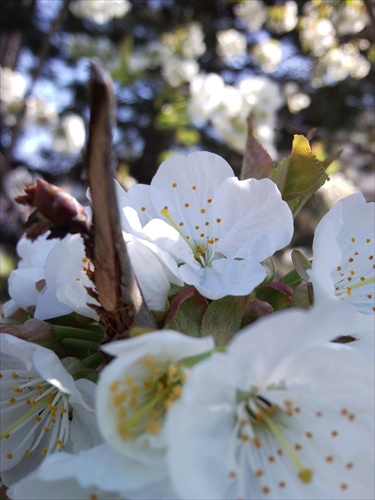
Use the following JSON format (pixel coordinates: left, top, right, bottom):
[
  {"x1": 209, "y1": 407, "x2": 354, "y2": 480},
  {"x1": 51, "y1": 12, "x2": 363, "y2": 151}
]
[
  {"x1": 86, "y1": 60, "x2": 157, "y2": 340},
  {"x1": 364, "y1": 0, "x2": 375, "y2": 28}
]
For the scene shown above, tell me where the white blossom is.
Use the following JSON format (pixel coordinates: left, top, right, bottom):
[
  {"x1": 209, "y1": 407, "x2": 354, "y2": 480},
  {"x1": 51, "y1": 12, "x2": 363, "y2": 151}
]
[
  {"x1": 300, "y1": 17, "x2": 336, "y2": 57},
  {"x1": 119, "y1": 152, "x2": 293, "y2": 300},
  {"x1": 284, "y1": 82, "x2": 311, "y2": 114},
  {"x1": 308, "y1": 193, "x2": 375, "y2": 315},
  {"x1": 52, "y1": 114, "x2": 86, "y2": 156},
  {"x1": 252, "y1": 40, "x2": 283, "y2": 73},
  {"x1": 0, "y1": 67, "x2": 27, "y2": 110},
  {"x1": 3, "y1": 234, "x2": 58, "y2": 318},
  {"x1": 0, "y1": 334, "x2": 101, "y2": 486},
  {"x1": 161, "y1": 53, "x2": 199, "y2": 87},
  {"x1": 70, "y1": 0, "x2": 131, "y2": 25},
  {"x1": 234, "y1": 0, "x2": 267, "y2": 32},
  {"x1": 34, "y1": 234, "x2": 99, "y2": 321},
  {"x1": 179, "y1": 22, "x2": 206, "y2": 59},
  {"x1": 330, "y1": 4, "x2": 369, "y2": 36},
  {"x1": 166, "y1": 304, "x2": 375, "y2": 499},
  {"x1": 267, "y1": 1, "x2": 298, "y2": 34},
  {"x1": 216, "y1": 29, "x2": 247, "y2": 61},
  {"x1": 188, "y1": 73, "x2": 225, "y2": 126}
]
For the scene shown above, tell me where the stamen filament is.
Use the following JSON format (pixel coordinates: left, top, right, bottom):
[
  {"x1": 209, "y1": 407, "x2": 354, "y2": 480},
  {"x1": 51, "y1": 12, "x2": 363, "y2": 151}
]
[
  {"x1": 120, "y1": 385, "x2": 171, "y2": 431},
  {"x1": 0, "y1": 396, "x2": 48, "y2": 439},
  {"x1": 337, "y1": 276, "x2": 374, "y2": 293},
  {"x1": 160, "y1": 208, "x2": 195, "y2": 252},
  {"x1": 262, "y1": 412, "x2": 313, "y2": 483}
]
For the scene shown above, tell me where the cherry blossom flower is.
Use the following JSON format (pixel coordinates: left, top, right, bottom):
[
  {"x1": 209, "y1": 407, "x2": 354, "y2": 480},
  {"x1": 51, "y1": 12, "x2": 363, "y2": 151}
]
[
  {"x1": 7, "y1": 449, "x2": 128, "y2": 499},
  {"x1": 118, "y1": 152, "x2": 294, "y2": 300},
  {"x1": 3, "y1": 234, "x2": 57, "y2": 318},
  {"x1": 96, "y1": 330, "x2": 214, "y2": 460},
  {"x1": 8, "y1": 331, "x2": 214, "y2": 499},
  {"x1": 308, "y1": 193, "x2": 375, "y2": 315},
  {"x1": 7, "y1": 445, "x2": 173, "y2": 500},
  {"x1": 34, "y1": 234, "x2": 98, "y2": 320},
  {"x1": 166, "y1": 304, "x2": 374, "y2": 499},
  {"x1": 4, "y1": 226, "x2": 179, "y2": 319},
  {"x1": 0, "y1": 334, "x2": 102, "y2": 486}
]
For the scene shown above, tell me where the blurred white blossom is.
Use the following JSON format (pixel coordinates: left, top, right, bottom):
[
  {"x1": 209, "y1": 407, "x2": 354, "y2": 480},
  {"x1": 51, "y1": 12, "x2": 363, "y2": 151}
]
[
  {"x1": 0, "y1": 67, "x2": 27, "y2": 114},
  {"x1": 252, "y1": 39, "x2": 282, "y2": 73},
  {"x1": 189, "y1": 73, "x2": 283, "y2": 157},
  {"x1": 312, "y1": 44, "x2": 370, "y2": 87},
  {"x1": 300, "y1": 17, "x2": 336, "y2": 57},
  {"x1": 64, "y1": 33, "x2": 117, "y2": 64},
  {"x1": 318, "y1": 172, "x2": 359, "y2": 208},
  {"x1": 330, "y1": 3, "x2": 369, "y2": 36},
  {"x1": 52, "y1": 114, "x2": 86, "y2": 155},
  {"x1": 70, "y1": 0, "x2": 131, "y2": 25},
  {"x1": 284, "y1": 82, "x2": 311, "y2": 113},
  {"x1": 179, "y1": 22, "x2": 206, "y2": 59},
  {"x1": 234, "y1": 0, "x2": 267, "y2": 32},
  {"x1": 216, "y1": 29, "x2": 247, "y2": 61},
  {"x1": 267, "y1": 1, "x2": 298, "y2": 34},
  {"x1": 188, "y1": 73, "x2": 225, "y2": 127},
  {"x1": 161, "y1": 53, "x2": 199, "y2": 88}
]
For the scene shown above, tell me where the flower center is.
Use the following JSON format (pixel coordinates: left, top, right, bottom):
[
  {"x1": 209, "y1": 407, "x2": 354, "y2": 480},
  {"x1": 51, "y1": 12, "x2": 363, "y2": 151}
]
[
  {"x1": 0, "y1": 369, "x2": 70, "y2": 461},
  {"x1": 109, "y1": 355, "x2": 186, "y2": 440},
  {"x1": 331, "y1": 235, "x2": 375, "y2": 312},
  {"x1": 160, "y1": 207, "x2": 222, "y2": 267},
  {"x1": 235, "y1": 390, "x2": 313, "y2": 485}
]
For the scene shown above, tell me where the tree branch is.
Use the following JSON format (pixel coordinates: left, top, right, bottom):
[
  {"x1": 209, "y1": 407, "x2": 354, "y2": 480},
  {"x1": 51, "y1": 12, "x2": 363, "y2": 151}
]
[{"x1": 86, "y1": 60, "x2": 157, "y2": 340}]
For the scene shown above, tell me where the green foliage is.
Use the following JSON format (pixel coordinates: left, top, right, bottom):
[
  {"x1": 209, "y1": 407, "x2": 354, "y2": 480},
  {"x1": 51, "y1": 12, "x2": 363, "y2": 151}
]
[
  {"x1": 201, "y1": 295, "x2": 249, "y2": 346},
  {"x1": 165, "y1": 287, "x2": 208, "y2": 337},
  {"x1": 270, "y1": 135, "x2": 329, "y2": 215}
]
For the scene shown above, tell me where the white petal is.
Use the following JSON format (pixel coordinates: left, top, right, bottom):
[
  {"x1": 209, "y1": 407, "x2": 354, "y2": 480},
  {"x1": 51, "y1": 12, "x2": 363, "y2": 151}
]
[
  {"x1": 126, "y1": 237, "x2": 176, "y2": 311},
  {"x1": 34, "y1": 286, "x2": 73, "y2": 319},
  {"x1": 212, "y1": 177, "x2": 293, "y2": 260},
  {"x1": 178, "y1": 258, "x2": 267, "y2": 300},
  {"x1": 143, "y1": 218, "x2": 195, "y2": 265},
  {"x1": 150, "y1": 151, "x2": 234, "y2": 236},
  {"x1": 309, "y1": 193, "x2": 375, "y2": 314},
  {"x1": 7, "y1": 450, "x2": 124, "y2": 499},
  {"x1": 8, "y1": 268, "x2": 45, "y2": 311},
  {"x1": 40, "y1": 234, "x2": 98, "y2": 320},
  {"x1": 165, "y1": 305, "x2": 374, "y2": 499}
]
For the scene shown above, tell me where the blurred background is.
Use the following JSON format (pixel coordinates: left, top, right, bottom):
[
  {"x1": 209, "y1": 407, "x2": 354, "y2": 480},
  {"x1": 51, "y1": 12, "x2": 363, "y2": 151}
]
[{"x1": 1, "y1": 0, "x2": 374, "y2": 302}]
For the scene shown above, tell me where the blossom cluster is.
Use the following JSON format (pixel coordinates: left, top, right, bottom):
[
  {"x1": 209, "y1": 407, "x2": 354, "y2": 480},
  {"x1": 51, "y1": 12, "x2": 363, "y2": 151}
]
[{"x1": 1, "y1": 151, "x2": 374, "y2": 499}]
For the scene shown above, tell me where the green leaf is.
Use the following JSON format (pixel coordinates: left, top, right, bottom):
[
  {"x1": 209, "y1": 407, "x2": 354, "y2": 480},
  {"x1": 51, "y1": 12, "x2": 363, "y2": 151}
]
[
  {"x1": 270, "y1": 135, "x2": 329, "y2": 215},
  {"x1": 60, "y1": 338, "x2": 100, "y2": 357},
  {"x1": 291, "y1": 249, "x2": 312, "y2": 282},
  {"x1": 289, "y1": 282, "x2": 313, "y2": 309},
  {"x1": 254, "y1": 282, "x2": 293, "y2": 311},
  {"x1": 201, "y1": 296, "x2": 249, "y2": 346},
  {"x1": 241, "y1": 299, "x2": 273, "y2": 327},
  {"x1": 53, "y1": 324, "x2": 104, "y2": 343},
  {"x1": 165, "y1": 286, "x2": 208, "y2": 337}
]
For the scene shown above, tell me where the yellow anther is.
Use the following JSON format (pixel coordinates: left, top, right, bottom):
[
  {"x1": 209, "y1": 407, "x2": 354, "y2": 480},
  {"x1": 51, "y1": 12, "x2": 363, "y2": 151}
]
[
  {"x1": 298, "y1": 469, "x2": 313, "y2": 483},
  {"x1": 145, "y1": 420, "x2": 161, "y2": 435},
  {"x1": 110, "y1": 380, "x2": 120, "y2": 393}
]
